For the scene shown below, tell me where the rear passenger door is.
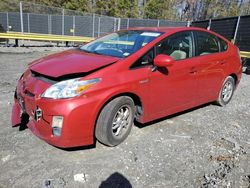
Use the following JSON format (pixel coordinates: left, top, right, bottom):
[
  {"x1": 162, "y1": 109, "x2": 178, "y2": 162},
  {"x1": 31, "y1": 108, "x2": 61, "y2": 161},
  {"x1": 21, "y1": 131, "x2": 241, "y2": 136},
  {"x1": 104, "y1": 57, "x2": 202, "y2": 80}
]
[{"x1": 194, "y1": 31, "x2": 228, "y2": 101}]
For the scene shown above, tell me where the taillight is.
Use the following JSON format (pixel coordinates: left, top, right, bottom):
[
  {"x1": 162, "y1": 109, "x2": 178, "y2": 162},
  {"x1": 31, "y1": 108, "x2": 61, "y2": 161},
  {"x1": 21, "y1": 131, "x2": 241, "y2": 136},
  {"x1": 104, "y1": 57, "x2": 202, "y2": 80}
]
[{"x1": 236, "y1": 48, "x2": 242, "y2": 65}]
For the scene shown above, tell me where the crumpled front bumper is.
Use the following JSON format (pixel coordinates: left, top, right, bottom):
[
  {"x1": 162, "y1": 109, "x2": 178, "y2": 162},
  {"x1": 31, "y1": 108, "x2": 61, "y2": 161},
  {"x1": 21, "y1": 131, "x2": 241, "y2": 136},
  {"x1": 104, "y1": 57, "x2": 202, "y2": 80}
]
[{"x1": 11, "y1": 75, "x2": 98, "y2": 148}]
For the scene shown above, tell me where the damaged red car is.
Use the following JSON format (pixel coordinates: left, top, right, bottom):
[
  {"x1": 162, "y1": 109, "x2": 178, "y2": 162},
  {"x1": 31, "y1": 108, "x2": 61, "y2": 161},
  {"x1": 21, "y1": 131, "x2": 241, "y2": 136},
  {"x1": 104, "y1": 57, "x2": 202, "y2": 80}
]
[{"x1": 12, "y1": 27, "x2": 242, "y2": 148}]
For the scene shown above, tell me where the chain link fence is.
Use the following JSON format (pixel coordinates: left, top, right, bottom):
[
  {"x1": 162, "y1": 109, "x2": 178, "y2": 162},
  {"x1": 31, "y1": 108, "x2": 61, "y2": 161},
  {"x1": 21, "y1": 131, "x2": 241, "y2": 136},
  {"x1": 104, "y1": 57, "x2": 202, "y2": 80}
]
[{"x1": 0, "y1": 1, "x2": 187, "y2": 37}]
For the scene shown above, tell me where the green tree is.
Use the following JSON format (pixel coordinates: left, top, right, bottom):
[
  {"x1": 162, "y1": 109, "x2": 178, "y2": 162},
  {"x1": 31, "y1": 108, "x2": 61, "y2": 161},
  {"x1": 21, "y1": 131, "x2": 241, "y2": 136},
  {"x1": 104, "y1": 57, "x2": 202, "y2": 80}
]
[
  {"x1": 116, "y1": 0, "x2": 139, "y2": 18},
  {"x1": 31, "y1": 0, "x2": 66, "y2": 7},
  {"x1": 0, "y1": 0, "x2": 20, "y2": 12},
  {"x1": 63, "y1": 0, "x2": 92, "y2": 13},
  {"x1": 144, "y1": 0, "x2": 175, "y2": 19},
  {"x1": 144, "y1": 0, "x2": 163, "y2": 19},
  {"x1": 95, "y1": 0, "x2": 118, "y2": 16},
  {"x1": 0, "y1": 0, "x2": 244, "y2": 20},
  {"x1": 205, "y1": 0, "x2": 240, "y2": 19},
  {"x1": 95, "y1": 0, "x2": 138, "y2": 18}
]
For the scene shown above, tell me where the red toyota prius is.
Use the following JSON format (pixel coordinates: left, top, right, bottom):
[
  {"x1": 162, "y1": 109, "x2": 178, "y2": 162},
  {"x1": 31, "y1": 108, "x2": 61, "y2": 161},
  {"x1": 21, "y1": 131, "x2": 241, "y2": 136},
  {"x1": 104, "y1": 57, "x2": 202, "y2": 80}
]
[{"x1": 11, "y1": 27, "x2": 242, "y2": 148}]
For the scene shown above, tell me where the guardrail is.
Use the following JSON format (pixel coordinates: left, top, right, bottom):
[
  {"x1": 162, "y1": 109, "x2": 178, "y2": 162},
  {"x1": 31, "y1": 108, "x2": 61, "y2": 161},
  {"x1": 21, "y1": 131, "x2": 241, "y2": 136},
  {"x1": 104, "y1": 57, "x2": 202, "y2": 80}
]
[
  {"x1": 240, "y1": 51, "x2": 250, "y2": 59},
  {"x1": 0, "y1": 32, "x2": 93, "y2": 46}
]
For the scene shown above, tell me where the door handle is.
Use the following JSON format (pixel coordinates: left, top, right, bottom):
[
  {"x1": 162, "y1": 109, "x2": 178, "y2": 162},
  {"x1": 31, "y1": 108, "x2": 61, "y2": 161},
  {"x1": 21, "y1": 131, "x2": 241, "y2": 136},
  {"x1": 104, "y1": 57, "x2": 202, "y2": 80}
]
[
  {"x1": 219, "y1": 60, "x2": 227, "y2": 65},
  {"x1": 139, "y1": 79, "x2": 149, "y2": 84},
  {"x1": 189, "y1": 67, "x2": 197, "y2": 74}
]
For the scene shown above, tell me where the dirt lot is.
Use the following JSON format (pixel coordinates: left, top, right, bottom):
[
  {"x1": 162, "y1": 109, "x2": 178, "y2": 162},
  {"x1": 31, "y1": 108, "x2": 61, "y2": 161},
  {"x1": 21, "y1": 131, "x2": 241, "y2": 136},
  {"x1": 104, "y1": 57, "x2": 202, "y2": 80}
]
[{"x1": 0, "y1": 48, "x2": 250, "y2": 188}]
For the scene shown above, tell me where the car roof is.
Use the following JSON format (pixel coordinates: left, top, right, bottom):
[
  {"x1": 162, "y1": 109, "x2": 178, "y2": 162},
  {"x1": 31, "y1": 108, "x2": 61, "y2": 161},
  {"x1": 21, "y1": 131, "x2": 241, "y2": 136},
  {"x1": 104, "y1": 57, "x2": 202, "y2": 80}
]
[
  {"x1": 128, "y1": 26, "x2": 209, "y2": 33},
  {"x1": 127, "y1": 26, "x2": 229, "y2": 42}
]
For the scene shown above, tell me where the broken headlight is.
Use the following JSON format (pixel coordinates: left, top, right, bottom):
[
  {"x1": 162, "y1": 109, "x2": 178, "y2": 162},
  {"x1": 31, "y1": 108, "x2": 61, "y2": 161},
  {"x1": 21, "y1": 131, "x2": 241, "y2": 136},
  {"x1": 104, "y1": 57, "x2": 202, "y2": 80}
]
[{"x1": 41, "y1": 78, "x2": 100, "y2": 99}]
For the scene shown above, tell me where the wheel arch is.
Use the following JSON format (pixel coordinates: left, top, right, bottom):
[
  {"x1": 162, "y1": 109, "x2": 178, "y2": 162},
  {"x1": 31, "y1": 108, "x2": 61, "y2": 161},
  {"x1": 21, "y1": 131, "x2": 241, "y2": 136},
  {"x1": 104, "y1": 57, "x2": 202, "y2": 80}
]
[
  {"x1": 229, "y1": 73, "x2": 238, "y2": 84},
  {"x1": 93, "y1": 92, "x2": 143, "y2": 135}
]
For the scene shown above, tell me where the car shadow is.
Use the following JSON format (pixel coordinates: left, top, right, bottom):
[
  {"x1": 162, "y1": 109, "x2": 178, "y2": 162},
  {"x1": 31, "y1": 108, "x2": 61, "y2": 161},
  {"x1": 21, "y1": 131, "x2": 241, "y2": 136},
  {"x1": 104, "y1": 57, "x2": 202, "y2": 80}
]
[
  {"x1": 99, "y1": 172, "x2": 132, "y2": 188},
  {"x1": 60, "y1": 143, "x2": 97, "y2": 151}
]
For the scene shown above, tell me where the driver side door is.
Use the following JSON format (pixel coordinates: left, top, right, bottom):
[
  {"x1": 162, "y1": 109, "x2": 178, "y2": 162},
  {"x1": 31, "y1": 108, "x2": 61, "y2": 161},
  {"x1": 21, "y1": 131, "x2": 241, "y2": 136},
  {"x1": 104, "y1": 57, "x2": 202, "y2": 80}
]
[{"x1": 148, "y1": 31, "x2": 199, "y2": 120}]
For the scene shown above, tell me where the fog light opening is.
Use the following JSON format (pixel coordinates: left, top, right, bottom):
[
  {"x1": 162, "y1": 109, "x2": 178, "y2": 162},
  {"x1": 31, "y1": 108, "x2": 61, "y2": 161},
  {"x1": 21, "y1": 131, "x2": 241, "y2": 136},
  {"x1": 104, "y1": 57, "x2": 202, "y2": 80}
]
[{"x1": 52, "y1": 116, "x2": 63, "y2": 137}]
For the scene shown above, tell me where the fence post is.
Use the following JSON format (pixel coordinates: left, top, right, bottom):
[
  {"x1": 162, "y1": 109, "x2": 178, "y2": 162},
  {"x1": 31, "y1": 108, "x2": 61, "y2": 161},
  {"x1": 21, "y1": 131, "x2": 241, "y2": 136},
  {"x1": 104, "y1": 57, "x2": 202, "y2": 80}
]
[
  {"x1": 157, "y1": 19, "x2": 160, "y2": 27},
  {"x1": 47, "y1": 15, "x2": 50, "y2": 34},
  {"x1": 98, "y1": 17, "x2": 101, "y2": 37},
  {"x1": 73, "y1": 16, "x2": 75, "y2": 36},
  {"x1": 207, "y1": 19, "x2": 212, "y2": 30},
  {"x1": 27, "y1": 13, "x2": 30, "y2": 33},
  {"x1": 233, "y1": 16, "x2": 241, "y2": 44},
  {"x1": 62, "y1": 9, "x2": 64, "y2": 35},
  {"x1": 92, "y1": 14, "x2": 95, "y2": 38},
  {"x1": 6, "y1": 12, "x2": 9, "y2": 31},
  {"x1": 114, "y1": 18, "x2": 116, "y2": 32},
  {"x1": 117, "y1": 18, "x2": 121, "y2": 31},
  {"x1": 127, "y1": 18, "x2": 130, "y2": 29},
  {"x1": 20, "y1": 1, "x2": 24, "y2": 33},
  {"x1": 49, "y1": 15, "x2": 52, "y2": 34}
]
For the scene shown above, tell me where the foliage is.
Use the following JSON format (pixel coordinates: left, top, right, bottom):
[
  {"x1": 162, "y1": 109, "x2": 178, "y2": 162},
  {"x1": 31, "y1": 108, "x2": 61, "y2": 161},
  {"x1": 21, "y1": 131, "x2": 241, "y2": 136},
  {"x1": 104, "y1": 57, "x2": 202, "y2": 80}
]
[
  {"x1": 95, "y1": 0, "x2": 139, "y2": 18},
  {"x1": 183, "y1": 0, "x2": 243, "y2": 21},
  {"x1": 0, "y1": 0, "x2": 249, "y2": 21},
  {"x1": 63, "y1": 0, "x2": 91, "y2": 13},
  {"x1": 144, "y1": 0, "x2": 176, "y2": 19},
  {"x1": 0, "y1": 0, "x2": 20, "y2": 12},
  {"x1": 95, "y1": 0, "x2": 119, "y2": 17}
]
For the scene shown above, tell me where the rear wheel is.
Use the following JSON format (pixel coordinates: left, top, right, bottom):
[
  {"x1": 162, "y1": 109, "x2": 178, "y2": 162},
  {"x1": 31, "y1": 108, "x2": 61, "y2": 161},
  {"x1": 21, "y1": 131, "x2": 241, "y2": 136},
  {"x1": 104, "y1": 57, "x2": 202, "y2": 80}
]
[
  {"x1": 246, "y1": 66, "x2": 250, "y2": 75},
  {"x1": 95, "y1": 96, "x2": 135, "y2": 146},
  {"x1": 216, "y1": 76, "x2": 235, "y2": 106}
]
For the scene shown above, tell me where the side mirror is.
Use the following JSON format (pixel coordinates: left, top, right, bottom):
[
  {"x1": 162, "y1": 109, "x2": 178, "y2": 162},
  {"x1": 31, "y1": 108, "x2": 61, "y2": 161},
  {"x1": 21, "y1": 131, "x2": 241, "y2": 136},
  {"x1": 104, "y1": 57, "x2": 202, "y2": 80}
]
[{"x1": 154, "y1": 54, "x2": 174, "y2": 68}]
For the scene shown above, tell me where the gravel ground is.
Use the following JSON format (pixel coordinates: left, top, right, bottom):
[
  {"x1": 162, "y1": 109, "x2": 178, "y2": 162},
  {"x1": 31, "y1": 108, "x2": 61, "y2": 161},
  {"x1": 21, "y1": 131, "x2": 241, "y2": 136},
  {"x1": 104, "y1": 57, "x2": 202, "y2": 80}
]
[{"x1": 0, "y1": 48, "x2": 250, "y2": 188}]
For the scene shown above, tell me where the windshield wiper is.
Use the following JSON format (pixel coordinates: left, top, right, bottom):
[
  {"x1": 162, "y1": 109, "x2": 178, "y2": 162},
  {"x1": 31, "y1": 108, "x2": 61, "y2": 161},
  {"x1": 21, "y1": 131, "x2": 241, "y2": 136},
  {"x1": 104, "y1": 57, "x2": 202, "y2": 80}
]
[
  {"x1": 80, "y1": 48, "x2": 103, "y2": 56},
  {"x1": 80, "y1": 49, "x2": 92, "y2": 53}
]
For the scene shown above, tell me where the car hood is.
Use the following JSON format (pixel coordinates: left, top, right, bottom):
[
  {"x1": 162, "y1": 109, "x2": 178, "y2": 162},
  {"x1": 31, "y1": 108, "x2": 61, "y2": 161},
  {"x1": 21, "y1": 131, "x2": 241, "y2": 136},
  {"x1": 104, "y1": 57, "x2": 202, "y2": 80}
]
[{"x1": 29, "y1": 49, "x2": 120, "y2": 78}]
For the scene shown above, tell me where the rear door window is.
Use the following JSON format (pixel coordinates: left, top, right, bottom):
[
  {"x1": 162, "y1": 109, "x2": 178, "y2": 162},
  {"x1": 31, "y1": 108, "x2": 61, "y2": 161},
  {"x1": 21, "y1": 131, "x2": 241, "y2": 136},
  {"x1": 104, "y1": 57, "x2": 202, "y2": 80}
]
[
  {"x1": 219, "y1": 38, "x2": 228, "y2": 52},
  {"x1": 195, "y1": 31, "x2": 219, "y2": 56}
]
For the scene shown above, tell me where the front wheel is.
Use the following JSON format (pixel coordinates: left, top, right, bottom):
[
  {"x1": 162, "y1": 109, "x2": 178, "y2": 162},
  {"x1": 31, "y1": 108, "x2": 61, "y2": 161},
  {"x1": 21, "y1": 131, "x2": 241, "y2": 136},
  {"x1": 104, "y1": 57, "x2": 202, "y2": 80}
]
[
  {"x1": 216, "y1": 76, "x2": 235, "y2": 106},
  {"x1": 95, "y1": 96, "x2": 135, "y2": 146}
]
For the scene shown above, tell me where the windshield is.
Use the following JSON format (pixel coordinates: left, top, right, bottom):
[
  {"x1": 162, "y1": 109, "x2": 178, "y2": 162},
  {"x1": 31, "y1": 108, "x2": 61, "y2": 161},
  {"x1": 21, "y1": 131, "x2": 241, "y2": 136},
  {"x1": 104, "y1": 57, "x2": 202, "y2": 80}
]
[{"x1": 80, "y1": 30, "x2": 163, "y2": 58}]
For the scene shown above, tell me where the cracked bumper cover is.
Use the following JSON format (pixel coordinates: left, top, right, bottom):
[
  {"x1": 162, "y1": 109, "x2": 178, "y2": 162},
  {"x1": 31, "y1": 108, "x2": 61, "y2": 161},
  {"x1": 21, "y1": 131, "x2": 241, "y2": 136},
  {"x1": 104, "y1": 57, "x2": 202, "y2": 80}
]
[{"x1": 11, "y1": 89, "x2": 99, "y2": 148}]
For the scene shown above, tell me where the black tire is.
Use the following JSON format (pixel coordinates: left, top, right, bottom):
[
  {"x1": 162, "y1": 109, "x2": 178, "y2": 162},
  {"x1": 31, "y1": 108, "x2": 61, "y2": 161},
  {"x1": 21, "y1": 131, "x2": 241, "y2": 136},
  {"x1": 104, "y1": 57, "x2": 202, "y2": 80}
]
[
  {"x1": 245, "y1": 66, "x2": 250, "y2": 75},
  {"x1": 95, "y1": 96, "x2": 135, "y2": 146},
  {"x1": 216, "y1": 76, "x2": 235, "y2": 106}
]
